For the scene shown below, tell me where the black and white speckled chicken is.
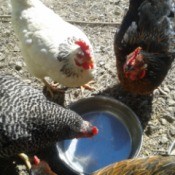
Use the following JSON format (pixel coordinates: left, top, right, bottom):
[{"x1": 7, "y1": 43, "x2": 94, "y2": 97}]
[
  {"x1": 0, "y1": 73, "x2": 98, "y2": 168},
  {"x1": 10, "y1": 0, "x2": 96, "y2": 94},
  {"x1": 114, "y1": 0, "x2": 175, "y2": 94}
]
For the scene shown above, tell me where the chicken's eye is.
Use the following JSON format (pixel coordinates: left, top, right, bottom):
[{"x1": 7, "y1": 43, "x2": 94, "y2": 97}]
[{"x1": 77, "y1": 51, "x2": 85, "y2": 58}]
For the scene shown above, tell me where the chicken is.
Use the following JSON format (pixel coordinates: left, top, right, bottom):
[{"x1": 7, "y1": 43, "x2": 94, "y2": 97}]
[
  {"x1": 10, "y1": 0, "x2": 95, "y2": 94},
  {"x1": 92, "y1": 155, "x2": 175, "y2": 175},
  {"x1": 114, "y1": 0, "x2": 175, "y2": 95},
  {"x1": 30, "y1": 156, "x2": 57, "y2": 175},
  {"x1": 30, "y1": 155, "x2": 175, "y2": 175},
  {"x1": 0, "y1": 73, "x2": 98, "y2": 168}
]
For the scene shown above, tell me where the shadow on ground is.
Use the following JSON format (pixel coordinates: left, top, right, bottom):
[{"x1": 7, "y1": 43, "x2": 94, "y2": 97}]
[{"x1": 93, "y1": 83, "x2": 153, "y2": 130}]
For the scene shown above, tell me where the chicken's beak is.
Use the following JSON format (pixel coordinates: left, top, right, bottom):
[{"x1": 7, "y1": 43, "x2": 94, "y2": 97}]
[
  {"x1": 87, "y1": 59, "x2": 94, "y2": 69},
  {"x1": 124, "y1": 64, "x2": 134, "y2": 72},
  {"x1": 81, "y1": 57, "x2": 94, "y2": 70}
]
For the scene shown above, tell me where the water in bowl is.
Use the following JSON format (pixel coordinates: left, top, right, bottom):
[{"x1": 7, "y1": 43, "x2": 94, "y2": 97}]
[{"x1": 63, "y1": 111, "x2": 132, "y2": 174}]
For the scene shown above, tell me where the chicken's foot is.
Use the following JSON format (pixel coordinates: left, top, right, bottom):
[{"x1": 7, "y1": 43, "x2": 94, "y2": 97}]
[
  {"x1": 18, "y1": 153, "x2": 31, "y2": 170},
  {"x1": 80, "y1": 80, "x2": 95, "y2": 92},
  {"x1": 42, "y1": 78, "x2": 65, "y2": 97}
]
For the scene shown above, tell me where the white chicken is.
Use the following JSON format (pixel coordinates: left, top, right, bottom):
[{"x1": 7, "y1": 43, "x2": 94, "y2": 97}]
[{"x1": 10, "y1": 0, "x2": 95, "y2": 93}]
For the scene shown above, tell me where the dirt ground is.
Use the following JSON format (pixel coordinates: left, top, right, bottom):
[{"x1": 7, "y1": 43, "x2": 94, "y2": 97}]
[{"x1": 0, "y1": 0, "x2": 175, "y2": 174}]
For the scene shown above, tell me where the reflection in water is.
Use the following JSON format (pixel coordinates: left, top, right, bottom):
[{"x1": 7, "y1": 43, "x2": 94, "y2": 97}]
[{"x1": 63, "y1": 111, "x2": 131, "y2": 173}]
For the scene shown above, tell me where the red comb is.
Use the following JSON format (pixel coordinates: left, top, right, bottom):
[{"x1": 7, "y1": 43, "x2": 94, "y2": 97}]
[
  {"x1": 92, "y1": 126, "x2": 99, "y2": 135},
  {"x1": 33, "y1": 155, "x2": 40, "y2": 165},
  {"x1": 127, "y1": 47, "x2": 142, "y2": 65},
  {"x1": 75, "y1": 40, "x2": 89, "y2": 51},
  {"x1": 134, "y1": 47, "x2": 142, "y2": 56},
  {"x1": 75, "y1": 40, "x2": 91, "y2": 58}
]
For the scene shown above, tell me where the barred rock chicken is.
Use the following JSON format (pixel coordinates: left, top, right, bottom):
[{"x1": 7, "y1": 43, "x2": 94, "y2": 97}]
[
  {"x1": 10, "y1": 0, "x2": 95, "y2": 93},
  {"x1": 0, "y1": 74, "x2": 98, "y2": 169},
  {"x1": 114, "y1": 0, "x2": 175, "y2": 94},
  {"x1": 92, "y1": 155, "x2": 175, "y2": 175}
]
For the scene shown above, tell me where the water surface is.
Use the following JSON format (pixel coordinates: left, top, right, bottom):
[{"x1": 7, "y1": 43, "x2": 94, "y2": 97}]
[{"x1": 63, "y1": 111, "x2": 132, "y2": 173}]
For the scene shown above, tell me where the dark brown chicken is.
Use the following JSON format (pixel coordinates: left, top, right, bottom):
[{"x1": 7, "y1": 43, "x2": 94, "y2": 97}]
[
  {"x1": 92, "y1": 155, "x2": 175, "y2": 175},
  {"x1": 114, "y1": 0, "x2": 175, "y2": 94}
]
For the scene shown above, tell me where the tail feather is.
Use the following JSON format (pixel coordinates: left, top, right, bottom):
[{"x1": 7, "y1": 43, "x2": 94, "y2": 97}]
[
  {"x1": 138, "y1": 0, "x2": 172, "y2": 31},
  {"x1": 115, "y1": 0, "x2": 173, "y2": 50}
]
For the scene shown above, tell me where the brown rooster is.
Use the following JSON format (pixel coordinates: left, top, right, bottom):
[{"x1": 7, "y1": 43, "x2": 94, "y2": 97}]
[
  {"x1": 92, "y1": 155, "x2": 175, "y2": 175},
  {"x1": 114, "y1": 0, "x2": 175, "y2": 94}
]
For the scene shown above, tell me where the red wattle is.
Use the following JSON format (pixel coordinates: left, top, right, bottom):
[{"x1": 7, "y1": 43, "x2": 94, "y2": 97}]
[
  {"x1": 82, "y1": 62, "x2": 91, "y2": 70},
  {"x1": 92, "y1": 126, "x2": 99, "y2": 135}
]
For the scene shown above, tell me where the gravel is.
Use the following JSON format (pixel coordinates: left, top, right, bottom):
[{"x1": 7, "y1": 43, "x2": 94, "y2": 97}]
[{"x1": 0, "y1": 0, "x2": 175, "y2": 174}]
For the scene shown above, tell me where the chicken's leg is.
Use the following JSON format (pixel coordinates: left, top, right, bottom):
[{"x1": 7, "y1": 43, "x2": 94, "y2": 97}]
[
  {"x1": 42, "y1": 78, "x2": 65, "y2": 97},
  {"x1": 81, "y1": 80, "x2": 95, "y2": 92}
]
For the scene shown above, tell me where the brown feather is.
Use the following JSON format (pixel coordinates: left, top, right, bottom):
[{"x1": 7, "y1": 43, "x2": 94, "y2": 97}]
[{"x1": 92, "y1": 156, "x2": 175, "y2": 175}]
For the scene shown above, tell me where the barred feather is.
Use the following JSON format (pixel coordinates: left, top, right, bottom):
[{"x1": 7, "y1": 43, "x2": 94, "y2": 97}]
[{"x1": 0, "y1": 73, "x2": 95, "y2": 158}]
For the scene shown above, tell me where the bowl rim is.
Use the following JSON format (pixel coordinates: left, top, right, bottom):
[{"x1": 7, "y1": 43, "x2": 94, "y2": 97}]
[{"x1": 57, "y1": 95, "x2": 143, "y2": 175}]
